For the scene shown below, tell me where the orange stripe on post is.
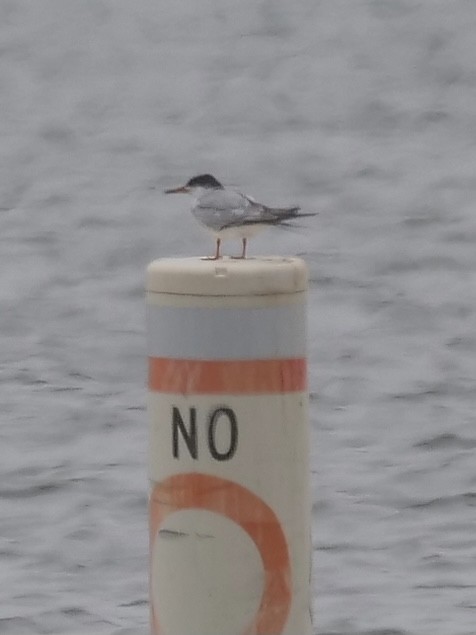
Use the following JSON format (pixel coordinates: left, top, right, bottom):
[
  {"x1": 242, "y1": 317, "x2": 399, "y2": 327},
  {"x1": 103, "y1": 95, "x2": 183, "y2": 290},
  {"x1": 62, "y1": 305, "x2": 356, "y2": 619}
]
[{"x1": 148, "y1": 357, "x2": 307, "y2": 394}]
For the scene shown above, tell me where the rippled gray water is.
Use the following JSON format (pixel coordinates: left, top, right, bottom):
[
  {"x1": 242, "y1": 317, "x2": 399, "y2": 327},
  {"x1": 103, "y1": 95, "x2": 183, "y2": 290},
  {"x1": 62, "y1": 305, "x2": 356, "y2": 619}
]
[{"x1": 1, "y1": 2, "x2": 475, "y2": 634}]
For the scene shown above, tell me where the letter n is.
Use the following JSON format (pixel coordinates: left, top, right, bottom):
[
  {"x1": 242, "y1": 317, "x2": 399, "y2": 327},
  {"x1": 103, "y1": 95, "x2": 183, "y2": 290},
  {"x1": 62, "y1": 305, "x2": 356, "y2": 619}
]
[{"x1": 172, "y1": 407, "x2": 197, "y2": 459}]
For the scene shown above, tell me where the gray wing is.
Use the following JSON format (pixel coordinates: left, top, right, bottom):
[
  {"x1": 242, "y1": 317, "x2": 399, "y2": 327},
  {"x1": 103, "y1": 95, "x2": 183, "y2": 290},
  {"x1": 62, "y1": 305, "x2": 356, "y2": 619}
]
[
  {"x1": 192, "y1": 189, "x2": 256, "y2": 231},
  {"x1": 193, "y1": 189, "x2": 308, "y2": 231},
  {"x1": 220, "y1": 200, "x2": 306, "y2": 228}
]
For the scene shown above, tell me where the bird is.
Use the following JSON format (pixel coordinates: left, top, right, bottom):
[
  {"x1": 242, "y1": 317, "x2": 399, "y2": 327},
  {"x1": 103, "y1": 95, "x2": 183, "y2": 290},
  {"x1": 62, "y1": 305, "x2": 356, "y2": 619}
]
[{"x1": 164, "y1": 174, "x2": 316, "y2": 260}]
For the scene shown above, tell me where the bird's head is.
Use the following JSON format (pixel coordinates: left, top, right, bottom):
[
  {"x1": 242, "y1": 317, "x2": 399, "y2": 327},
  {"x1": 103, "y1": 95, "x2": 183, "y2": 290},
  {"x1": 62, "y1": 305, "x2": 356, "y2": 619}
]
[{"x1": 164, "y1": 174, "x2": 223, "y2": 197}]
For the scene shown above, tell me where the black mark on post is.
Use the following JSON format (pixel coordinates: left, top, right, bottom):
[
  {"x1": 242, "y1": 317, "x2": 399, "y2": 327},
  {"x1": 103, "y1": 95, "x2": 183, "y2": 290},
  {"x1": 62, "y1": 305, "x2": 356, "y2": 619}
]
[
  {"x1": 159, "y1": 528, "x2": 188, "y2": 539},
  {"x1": 172, "y1": 407, "x2": 197, "y2": 459},
  {"x1": 208, "y1": 407, "x2": 238, "y2": 461}
]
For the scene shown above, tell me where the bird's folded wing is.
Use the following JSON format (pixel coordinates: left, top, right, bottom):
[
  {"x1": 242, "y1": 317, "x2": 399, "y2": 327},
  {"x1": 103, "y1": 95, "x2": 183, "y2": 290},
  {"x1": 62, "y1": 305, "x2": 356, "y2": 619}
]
[{"x1": 197, "y1": 189, "x2": 249, "y2": 211}]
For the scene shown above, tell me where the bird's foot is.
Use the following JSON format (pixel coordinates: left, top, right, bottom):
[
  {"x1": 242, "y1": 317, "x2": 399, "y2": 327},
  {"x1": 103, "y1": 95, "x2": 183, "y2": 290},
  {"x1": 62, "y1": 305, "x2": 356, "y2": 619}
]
[{"x1": 201, "y1": 255, "x2": 221, "y2": 261}]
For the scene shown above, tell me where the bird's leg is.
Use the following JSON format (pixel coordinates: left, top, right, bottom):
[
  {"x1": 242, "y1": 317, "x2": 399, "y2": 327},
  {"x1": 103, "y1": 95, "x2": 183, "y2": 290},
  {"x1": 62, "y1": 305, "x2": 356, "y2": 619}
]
[
  {"x1": 202, "y1": 238, "x2": 221, "y2": 260},
  {"x1": 232, "y1": 237, "x2": 247, "y2": 259},
  {"x1": 215, "y1": 238, "x2": 221, "y2": 260}
]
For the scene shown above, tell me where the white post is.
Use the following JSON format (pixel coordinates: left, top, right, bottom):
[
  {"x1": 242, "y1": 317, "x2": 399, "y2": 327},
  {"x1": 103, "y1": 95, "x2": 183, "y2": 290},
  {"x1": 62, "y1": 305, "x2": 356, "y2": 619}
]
[{"x1": 146, "y1": 257, "x2": 312, "y2": 635}]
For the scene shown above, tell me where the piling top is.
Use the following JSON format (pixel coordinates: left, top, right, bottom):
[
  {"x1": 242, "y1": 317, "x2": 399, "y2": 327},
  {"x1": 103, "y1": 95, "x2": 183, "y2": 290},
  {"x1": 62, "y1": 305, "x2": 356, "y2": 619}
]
[{"x1": 147, "y1": 257, "x2": 308, "y2": 296}]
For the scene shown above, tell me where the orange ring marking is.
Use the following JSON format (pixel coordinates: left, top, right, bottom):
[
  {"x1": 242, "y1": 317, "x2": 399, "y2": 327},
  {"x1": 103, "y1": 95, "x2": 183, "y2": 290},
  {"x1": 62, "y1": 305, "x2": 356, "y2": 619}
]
[
  {"x1": 150, "y1": 472, "x2": 292, "y2": 635},
  {"x1": 148, "y1": 357, "x2": 307, "y2": 394}
]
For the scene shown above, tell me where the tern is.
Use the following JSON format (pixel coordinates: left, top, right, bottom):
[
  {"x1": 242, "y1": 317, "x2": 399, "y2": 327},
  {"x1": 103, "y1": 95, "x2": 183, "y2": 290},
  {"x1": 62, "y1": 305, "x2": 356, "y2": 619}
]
[{"x1": 164, "y1": 174, "x2": 316, "y2": 259}]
